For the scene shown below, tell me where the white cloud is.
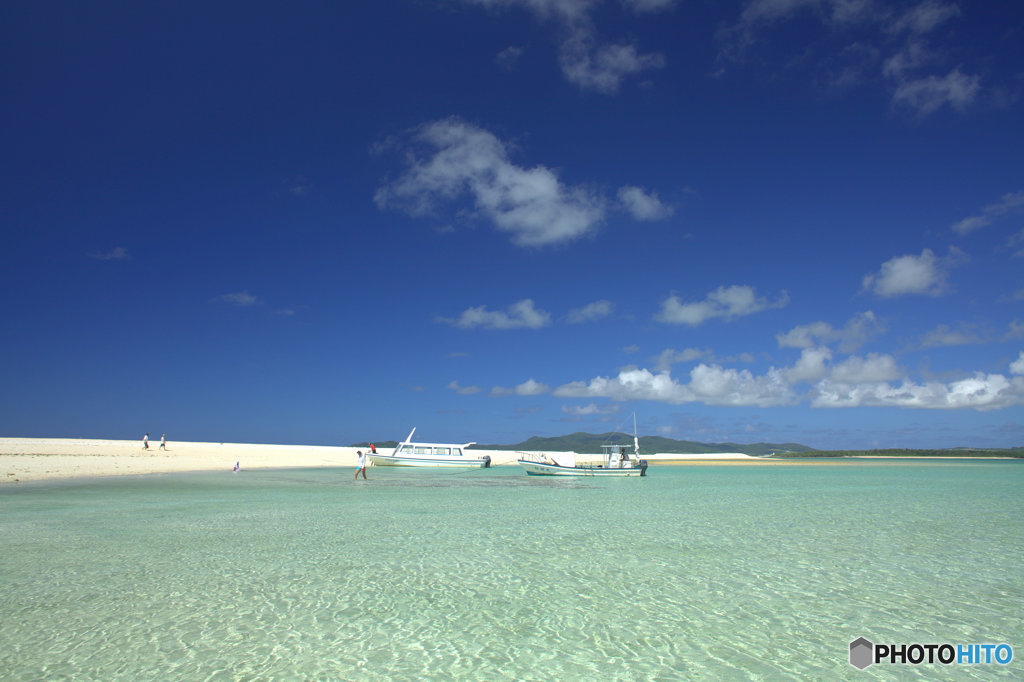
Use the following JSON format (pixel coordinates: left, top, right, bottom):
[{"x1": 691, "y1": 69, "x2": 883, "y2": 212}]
[
  {"x1": 951, "y1": 215, "x2": 991, "y2": 235},
  {"x1": 448, "y1": 380, "x2": 482, "y2": 395},
  {"x1": 543, "y1": 351, "x2": 1024, "y2": 411},
  {"x1": 652, "y1": 347, "x2": 709, "y2": 372},
  {"x1": 492, "y1": 378, "x2": 551, "y2": 396},
  {"x1": 554, "y1": 364, "x2": 797, "y2": 407},
  {"x1": 375, "y1": 118, "x2": 605, "y2": 246},
  {"x1": 888, "y1": 0, "x2": 961, "y2": 36},
  {"x1": 719, "y1": 0, "x2": 980, "y2": 117},
  {"x1": 617, "y1": 185, "x2": 673, "y2": 220},
  {"x1": 882, "y1": 40, "x2": 933, "y2": 80},
  {"x1": 561, "y1": 402, "x2": 621, "y2": 415},
  {"x1": 496, "y1": 45, "x2": 525, "y2": 70},
  {"x1": 440, "y1": 299, "x2": 552, "y2": 330},
  {"x1": 891, "y1": 68, "x2": 980, "y2": 115},
  {"x1": 808, "y1": 352, "x2": 1024, "y2": 409},
  {"x1": 920, "y1": 323, "x2": 986, "y2": 348},
  {"x1": 811, "y1": 373, "x2": 1024, "y2": 410},
  {"x1": 559, "y1": 30, "x2": 665, "y2": 93},
  {"x1": 1008, "y1": 229, "x2": 1024, "y2": 258},
  {"x1": 829, "y1": 353, "x2": 903, "y2": 383},
  {"x1": 1011, "y1": 351, "x2": 1024, "y2": 376},
  {"x1": 784, "y1": 347, "x2": 832, "y2": 383},
  {"x1": 286, "y1": 175, "x2": 311, "y2": 196},
  {"x1": 862, "y1": 248, "x2": 964, "y2": 298},
  {"x1": 656, "y1": 285, "x2": 789, "y2": 326},
  {"x1": 459, "y1": 0, "x2": 668, "y2": 92},
  {"x1": 89, "y1": 247, "x2": 130, "y2": 261},
  {"x1": 623, "y1": 0, "x2": 676, "y2": 11},
  {"x1": 777, "y1": 311, "x2": 883, "y2": 353},
  {"x1": 213, "y1": 291, "x2": 260, "y2": 307},
  {"x1": 567, "y1": 299, "x2": 614, "y2": 323},
  {"x1": 953, "y1": 190, "x2": 1024, "y2": 236}
]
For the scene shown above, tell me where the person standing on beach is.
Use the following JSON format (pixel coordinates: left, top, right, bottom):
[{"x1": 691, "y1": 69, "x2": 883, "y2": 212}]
[
  {"x1": 143, "y1": 433, "x2": 149, "y2": 450},
  {"x1": 354, "y1": 450, "x2": 367, "y2": 480},
  {"x1": 159, "y1": 434, "x2": 166, "y2": 450}
]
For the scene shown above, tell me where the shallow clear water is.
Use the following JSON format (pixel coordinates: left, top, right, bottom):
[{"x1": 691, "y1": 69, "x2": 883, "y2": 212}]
[{"x1": 1, "y1": 460, "x2": 1021, "y2": 680}]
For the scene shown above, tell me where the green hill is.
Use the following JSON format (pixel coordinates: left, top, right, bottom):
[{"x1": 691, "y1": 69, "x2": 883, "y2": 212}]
[
  {"x1": 352, "y1": 432, "x2": 810, "y2": 455},
  {"x1": 351, "y1": 434, "x2": 1022, "y2": 457},
  {"x1": 470, "y1": 431, "x2": 813, "y2": 456}
]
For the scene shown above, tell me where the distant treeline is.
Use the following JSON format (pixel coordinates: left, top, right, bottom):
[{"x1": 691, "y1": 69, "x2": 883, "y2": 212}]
[
  {"x1": 354, "y1": 432, "x2": 812, "y2": 456},
  {"x1": 784, "y1": 448, "x2": 1024, "y2": 458},
  {"x1": 351, "y1": 435, "x2": 1024, "y2": 458}
]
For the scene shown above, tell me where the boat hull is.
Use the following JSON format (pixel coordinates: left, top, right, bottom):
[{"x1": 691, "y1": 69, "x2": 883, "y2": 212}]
[
  {"x1": 517, "y1": 460, "x2": 646, "y2": 476},
  {"x1": 369, "y1": 454, "x2": 491, "y2": 468}
]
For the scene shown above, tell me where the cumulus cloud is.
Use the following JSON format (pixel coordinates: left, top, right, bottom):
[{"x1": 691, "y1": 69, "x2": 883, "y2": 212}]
[
  {"x1": 459, "y1": 0, "x2": 669, "y2": 93},
  {"x1": 567, "y1": 299, "x2": 614, "y2": 324},
  {"x1": 440, "y1": 299, "x2": 552, "y2": 330},
  {"x1": 559, "y1": 30, "x2": 665, "y2": 93},
  {"x1": 810, "y1": 373, "x2": 1024, "y2": 410},
  {"x1": 624, "y1": 0, "x2": 676, "y2": 11},
  {"x1": 561, "y1": 402, "x2": 622, "y2": 416},
  {"x1": 777, "y1": 311, "x2": 883, "y2": 353},
  {"x1": 920, "y1": 323, "x2": 986, "y2": 348},
  {"x1": 1011, "y1": 351, "x2": 1024, "y2": 375},
  {"x1": 213, "y1": 291, "x2": 260, "y2": 307},
  {"x1": 656, "y1": 285, "x2": 789, "y2": 326},
  {"x1": 888, "y1": 0, "x2": 961, "y2": 35},
  {"x1": 375, "y1": 118, "x2": 605, "y2": 246},
  {"x1": 652, "y1": 347, "x2": 709, "y2": 372},
  {"x1": 617, "y1": 186, "x2": 673, "y2": 220},
  {"x1": 492, "y1": 378, "x2": 551, "y2": 396},
  {"x1": 718, "y1": 0, "x2": 981, "y2": 116},
  {"x1": 495, "y1": 45, "x2": 525, "y2": 70},
  {"x1": 952, "y1": 190, "x2": 1024, "y2": 236},
  {"x1": 784, "y1": 346, "x2": 833, "y2": 383},
  {"x1": 829, "y1": 353, "x2": 903, "y2": 384},
  {"x1": 862, "y1": 248, "x2": 964, "y2": 298},
  {"x1": 891, "y1": 68, "x2": 981, "y2": 115},
  {"x1": 448, "y1": 380, "x2": 482, "y2": 395},
  {"x1": 550, "y1": 352, "x2": 1024, "y2": 411},
  {"x1": 89, "y1": 247, "x2": 130, "y2": 260},
  {"x1": 554, "y1": 365, "x2": 797, "y2": 407}
]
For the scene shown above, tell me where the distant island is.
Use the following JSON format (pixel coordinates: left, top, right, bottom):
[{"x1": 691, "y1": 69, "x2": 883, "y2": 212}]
[{"x1": 352, "y1": 432, "x2": 1023, "y2": 458}]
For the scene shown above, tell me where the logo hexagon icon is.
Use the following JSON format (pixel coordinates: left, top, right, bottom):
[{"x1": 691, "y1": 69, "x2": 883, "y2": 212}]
[{"x1": 850, "y1": 637, "x2": 874, "y2": 670}]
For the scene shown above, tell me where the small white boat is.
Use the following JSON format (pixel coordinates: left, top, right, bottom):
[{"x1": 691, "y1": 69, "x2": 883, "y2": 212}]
[
  {"x1": 517, "y1": 415, "x2": 648, "y2": 477},
  {"x1": 368, "y1": 428, "x2": 491, "y2": 468}
]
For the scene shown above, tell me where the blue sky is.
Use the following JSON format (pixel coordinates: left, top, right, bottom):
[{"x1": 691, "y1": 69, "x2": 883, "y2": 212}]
[{"x1": 2, "y1": 0, "x2": 1023, "y2": 449}]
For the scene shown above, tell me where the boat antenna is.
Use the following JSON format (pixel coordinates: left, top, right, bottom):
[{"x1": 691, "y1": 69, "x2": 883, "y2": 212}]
[
  {"x1": 392, "y1": 427, "x2": 416, "y2": 456},
  {"x1": 601, "y1": 411, "x2": 638, "y2": 451},
  {"x1": 633, "y1": 412, "x2": 640, "y2": 458}
]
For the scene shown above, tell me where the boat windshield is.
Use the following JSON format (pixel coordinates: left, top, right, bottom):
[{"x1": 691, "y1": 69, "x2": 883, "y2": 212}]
[{"x1": 398, "y1": 444, "x2": 463, "y2": 457}]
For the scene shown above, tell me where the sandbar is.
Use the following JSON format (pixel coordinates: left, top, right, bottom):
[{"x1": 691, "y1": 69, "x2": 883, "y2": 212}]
[{"x1": 0, "y1": 438, "x2": 776, "y2": 483}]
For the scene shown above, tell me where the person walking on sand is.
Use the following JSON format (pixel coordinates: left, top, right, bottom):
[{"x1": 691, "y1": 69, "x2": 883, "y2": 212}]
[
  {"x1": 143, "y1": 433, "x2": 149, "y2": 450},
  {"x1": 354, "y1": 450, "x2": 367, "y2": 480},
  {"x1": 159, "y1": 434, "x2": 166, "y2": 450}
]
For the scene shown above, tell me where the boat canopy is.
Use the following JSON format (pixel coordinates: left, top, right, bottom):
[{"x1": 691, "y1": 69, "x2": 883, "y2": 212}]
[{"x1": 548, "y1": 452, "x2": 576, "y2": 468}]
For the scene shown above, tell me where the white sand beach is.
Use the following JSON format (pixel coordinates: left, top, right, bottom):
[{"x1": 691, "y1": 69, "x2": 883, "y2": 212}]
[{"x1": 0, "y1": 438, "x2": 769, "y2": 483}]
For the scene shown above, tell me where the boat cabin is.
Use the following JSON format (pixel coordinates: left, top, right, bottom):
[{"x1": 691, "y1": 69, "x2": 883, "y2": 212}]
[
  {"x1": 601, "y1": 444, "x2": 637, "y2": 468},
  {"x1": 394, "y1": 443, "x2": 475, "y2": 458}
]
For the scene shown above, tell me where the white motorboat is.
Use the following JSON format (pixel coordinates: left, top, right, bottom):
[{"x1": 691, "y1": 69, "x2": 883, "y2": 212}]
[
  {"x1": 517, "y1": 415, "x2": 648, "y2": 477},
  {"x1": 367, "y1": 428, "x2": 491, "y2": 468}
]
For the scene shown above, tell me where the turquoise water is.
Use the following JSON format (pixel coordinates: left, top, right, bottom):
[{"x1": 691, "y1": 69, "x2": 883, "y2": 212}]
[{"x1": 1, "y1": 460, "x2": 1021, "y2": 680}]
